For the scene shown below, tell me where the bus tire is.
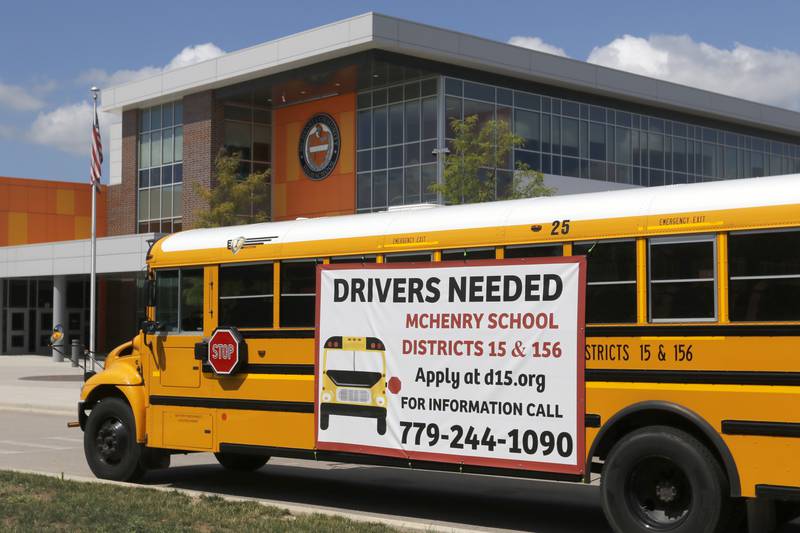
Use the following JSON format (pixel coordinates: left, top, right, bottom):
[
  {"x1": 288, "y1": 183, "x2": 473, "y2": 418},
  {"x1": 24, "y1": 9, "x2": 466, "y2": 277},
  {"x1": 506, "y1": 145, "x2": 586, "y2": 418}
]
[
  {"x1": 601, "y1": 425, "x2": 731, "y2": 533},
  {"x1": 320, "y1": 413, "x2": 329, "y2": 430},
  {"x1": 214, "y1": 452, "x2": 269, "y2": 471},
  {"x1": 84, "y1": 397, "x2": 146, "y2": 482},
  {"x1": 377, "y1": 417, "x2": 386, "y2": 435}
]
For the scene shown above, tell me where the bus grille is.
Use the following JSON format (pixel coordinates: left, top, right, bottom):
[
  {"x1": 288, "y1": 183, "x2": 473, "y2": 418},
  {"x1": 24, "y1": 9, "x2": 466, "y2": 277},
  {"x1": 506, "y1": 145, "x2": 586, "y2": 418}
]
[{"x1": 337, "y1": 388, "x2": 371, "y2": 403}]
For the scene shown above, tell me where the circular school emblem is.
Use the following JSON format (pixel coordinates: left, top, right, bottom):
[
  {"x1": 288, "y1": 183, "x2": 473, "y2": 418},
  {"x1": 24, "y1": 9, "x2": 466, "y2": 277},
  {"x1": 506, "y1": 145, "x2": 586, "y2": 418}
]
[{"x1": 299, "y1": 114, "x2": 340, "y2": 180}]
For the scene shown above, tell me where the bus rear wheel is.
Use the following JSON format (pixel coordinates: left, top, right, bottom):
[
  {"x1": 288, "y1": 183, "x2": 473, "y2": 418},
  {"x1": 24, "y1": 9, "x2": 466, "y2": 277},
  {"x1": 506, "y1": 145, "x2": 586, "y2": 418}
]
[
  {"x1": 84, "y1": 397, "x2": 145, "y2": 482},
  {"x1": 601, "y1": 426, "x2": 732, "y2": 533},
  {"x1": 214, "y1": 452, "x2": 269, "y2": 471}
]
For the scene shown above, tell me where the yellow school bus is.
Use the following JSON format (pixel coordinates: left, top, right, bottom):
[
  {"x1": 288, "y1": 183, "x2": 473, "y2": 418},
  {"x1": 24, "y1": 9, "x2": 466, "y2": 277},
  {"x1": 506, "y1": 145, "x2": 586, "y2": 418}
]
[{"x1": 77, "y1": 174, "x2": 800, "y2": 533}]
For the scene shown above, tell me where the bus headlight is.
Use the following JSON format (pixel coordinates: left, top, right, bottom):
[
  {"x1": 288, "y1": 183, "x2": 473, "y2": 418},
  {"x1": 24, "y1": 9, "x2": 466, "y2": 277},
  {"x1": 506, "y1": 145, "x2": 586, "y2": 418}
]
[
  {"x1": 376, "y1": 396, "x2": 385, "y2": 406},
  {"x1": 322, "y1": 392, "x2": 332, "y2": 402}
]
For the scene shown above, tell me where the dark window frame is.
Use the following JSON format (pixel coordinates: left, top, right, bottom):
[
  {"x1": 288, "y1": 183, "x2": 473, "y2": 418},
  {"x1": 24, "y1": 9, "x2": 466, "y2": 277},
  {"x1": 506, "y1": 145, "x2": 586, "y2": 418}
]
[
  {"x1": 574, "y1": 238, "x2": 637, "y2": 324},
  {"x1": 154, "y1": 267, "x2": 204, "y2": 334},
  {"x1": 218, "y1": 261, "x2": 275, "y2": 329}
]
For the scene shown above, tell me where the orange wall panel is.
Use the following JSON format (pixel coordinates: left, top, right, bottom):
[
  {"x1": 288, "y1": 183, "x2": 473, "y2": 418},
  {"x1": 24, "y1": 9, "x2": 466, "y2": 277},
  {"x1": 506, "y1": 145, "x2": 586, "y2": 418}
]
[
  {"x1": 0, "y1": 176, "x2": 107, "y2": 246},
  {"x1": 272, "y1": 93, "x2": 356, "y2": 220}
]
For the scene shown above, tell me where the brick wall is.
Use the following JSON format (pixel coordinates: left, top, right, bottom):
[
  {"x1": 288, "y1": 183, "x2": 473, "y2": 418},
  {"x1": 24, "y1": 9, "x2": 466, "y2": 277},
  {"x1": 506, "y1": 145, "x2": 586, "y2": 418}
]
[
  {"x1": 107, "y1": 109, "x2": 138, "y2": 235},
  {"x1": 182, "y1": 90, "x2": 223, "y2": 229}
]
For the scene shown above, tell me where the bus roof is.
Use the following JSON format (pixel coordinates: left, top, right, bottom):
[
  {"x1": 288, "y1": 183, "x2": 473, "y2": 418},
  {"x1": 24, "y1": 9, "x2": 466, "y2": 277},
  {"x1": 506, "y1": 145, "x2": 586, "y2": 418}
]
[{"x1": 151, "y1": 174, "x2": 800, "y2": 263}]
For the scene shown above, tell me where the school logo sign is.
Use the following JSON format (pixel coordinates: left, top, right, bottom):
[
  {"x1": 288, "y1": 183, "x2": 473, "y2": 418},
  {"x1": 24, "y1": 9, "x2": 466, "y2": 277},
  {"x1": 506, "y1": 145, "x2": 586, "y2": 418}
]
[{"x1": 299, "y1": 114, "x2": 340, "y2": 180}]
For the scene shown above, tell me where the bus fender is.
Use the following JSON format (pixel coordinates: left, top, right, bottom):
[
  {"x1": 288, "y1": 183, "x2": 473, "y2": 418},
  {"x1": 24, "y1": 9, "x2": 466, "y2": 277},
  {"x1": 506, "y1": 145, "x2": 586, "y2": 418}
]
[
  {"x1": 586, "y1": 400, "x2": 741, "y2": 497},
  {"x1": 81, "y1": 369, "x2": 146, "y2": 443}
]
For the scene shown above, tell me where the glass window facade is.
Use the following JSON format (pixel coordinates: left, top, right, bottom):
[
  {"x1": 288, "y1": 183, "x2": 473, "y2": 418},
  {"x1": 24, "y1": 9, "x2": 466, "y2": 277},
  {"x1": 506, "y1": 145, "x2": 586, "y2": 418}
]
[
  {"x1": 356, "y1": 78, "x2": 439, "y2": 212},
  {"x1": 222, "y1": 104, "x2": 272, "y2": 178},
  {"x1": 138, "y1": 102, "x2": 183, "y2": 233}
]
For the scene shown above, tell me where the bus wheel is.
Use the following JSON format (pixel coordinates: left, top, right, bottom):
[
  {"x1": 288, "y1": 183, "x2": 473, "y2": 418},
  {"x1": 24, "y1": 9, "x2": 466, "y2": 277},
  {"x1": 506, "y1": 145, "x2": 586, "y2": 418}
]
[
  {"x1": 601, "y1": 426, "x2": 730, "y2": 533},
  {"x1": 84, "y1": 397, "x2": 145, "y2": 482},
  {"x1": 377, "y1": 417, "x2": 387, "y2": 435},
  {"x1": 320, "y1": 413, "x2": 329, "y2": 430},
  {"x1": 214, "y1": 452, "x2": 269, "y2": 471}
]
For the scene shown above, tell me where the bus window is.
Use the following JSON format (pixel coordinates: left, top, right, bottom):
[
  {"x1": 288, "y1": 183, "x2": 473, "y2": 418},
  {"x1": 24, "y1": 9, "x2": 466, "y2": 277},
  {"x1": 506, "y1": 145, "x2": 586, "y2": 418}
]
[
  {"x1": 155, "y1": 270, "x2": 179, "y2": 332},
  {"x1": 504, "y1": 244, "x2": 563, "y2": 258},
  {"x1": 280, "y1": 260, "x2": 317, "y2": 327},
  {"x1": 441, "y1": 248, "x2": 495, "y2": 261},
  {"x1": 729, "y1": 229, "x2": 800, "y2": 321},
  {"x1": 180, "y1": 269, "x2": 204, "y2": 332},
  {"x1": 219, "y1": 263, "x2": 274, "y2": 328},
  {"x1": 649, "y1": 235, "x2": 716, "y2": 321},
  {"x1": 574, "y1": 240, "x2": 636, "y2": 323},
  {"x1": 330, "y1": 255, "x2": 377, "y2": 264},
  {"x1": 384, "y1": 252, "x2": 432, "y2": 262},
  {"x1": 155, "y1": 268, "x2": 203, "y2": 332}
]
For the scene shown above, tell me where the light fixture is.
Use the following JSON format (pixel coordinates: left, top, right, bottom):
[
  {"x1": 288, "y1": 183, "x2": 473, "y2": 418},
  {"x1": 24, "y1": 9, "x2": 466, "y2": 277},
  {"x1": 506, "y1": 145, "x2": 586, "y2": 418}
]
[
  {"x1": 334, "y1": 82, "x2": 341, "y2": 87},
  {"x1": 300, "y1": 90, "x2": 307, "y2": 95}
]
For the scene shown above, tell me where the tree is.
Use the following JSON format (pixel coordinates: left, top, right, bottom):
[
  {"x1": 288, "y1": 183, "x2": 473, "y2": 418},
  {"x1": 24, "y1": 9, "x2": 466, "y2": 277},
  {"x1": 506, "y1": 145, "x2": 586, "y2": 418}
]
[
  {"x1": 430, "y1": 115, "x2": 555, "y2": 204},
  {"x1": 194, "y1": 151, "x2": 270, "y2": 228}
]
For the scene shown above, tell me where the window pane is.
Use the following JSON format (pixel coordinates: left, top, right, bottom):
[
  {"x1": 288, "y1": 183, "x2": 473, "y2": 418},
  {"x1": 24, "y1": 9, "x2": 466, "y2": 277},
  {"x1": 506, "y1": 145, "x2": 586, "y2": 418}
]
[
  {"x1": 357, "y1": 173, "x2": 371, "y2": 210},
  {"x1": 138, "y1": 189, "x2": 149, "y2": 221},
  {"x1": 358, "y1": 110, "x2": 372, "y2": 150},
  {"x1": 463, "y1": 99, "x2": 493, "y2": 130},
  {"x1": 441, "y1": 248, "x2": 495, "y2": 261},
  {"x1": 280, "y1": 296, "x2": 315, "y2": 327},
  {"x1": 373, "y1": 107, "x2": 387, "y2": 147},
  {"x1": 421, "y1": 164, "x2": 437, "y2": 203},
  {"x1": 219, "y1": 296, "x2": 273, "y2": 328},
  {"x1": 405, "y1": 143, "x2": 420, "y2": 166},
  {"x1": 149, "y1": 187, "x2": 160, "y2": 220},
  {"x1": 280, "y1": 260, "x2": 316, "y2": 294},
  {"x1": 224, "y1": 121, "x2": 252, "y2": 160},
  {"x1": 155, "y1": 270, "x2": 179, "y2": 331},
  {"x1": 151, "y1": 131, "x2": 162, "y2": 167},
  {"x1": 150, "y1": 106, "x2": 161, "y2": 130},
  {"x1": 174, "y1": 101, "x2": 183, "y2": 125},
  {"x1": 330, "y1": 255, "x2": 377, "y2": 264},
  {"x1": 649, "y1": 133, "x2": 664, "y2": 169},
  {"x1": 163, "y1": 129, "x2": 173, "y2": 164},
  {"x1": 730, "y1": 278, "x2": 800, "y2": 321},
  {"x1": 562, "y1": 118, "x2": 579, "y2": 157},
  {"x1": 253, "y1": 124, "x2": 270, "y2": 161},
  {"x1": 173, "y1": 184, "x2": 183, "y2": 218},
  {"x1": 651, "y1": 281, "x2": 715, "y2": 320},
  {"x1": 162, "y1": 102, "x2": 173, "y2": 128},
  {"x1": 587, "y1": 283, "x2": 637, "y2": 324},
  {"x1": 615, "y1": 127, "x2": 631, "y2": 164},
  {"x1": 651, "y1": 241, "x2": 714, "y2": 280},
  {"x1": 422, "y1": 97, "x2": 437, "y2": 140},
  {"x1": 373, "y1": 170, "x2": 387, "y2": 208},
  {"x1": 140, "y1": 108, "x2": 150, "y2": 132},
  {"x1": 729, "y1": 231, "x2": 800, "y2": 277},
  {"x1": 161, "y1": 186, "x2": 173, "y2": 219},
  {"x1": 388, "y1": 168, "x2": 403, "y2": 206},
  {"x1": 573, "y1": 241, "x2": 636, "y2": 282},
  {"x1": 590, "y1": 123, "x2": 605, "y2": 161},
  {"x1": 384, "y1": 252, "x2": 432, "y2": 262},
  {"x1": 140, "y1": 133, "x2": 150, "y2": 168},
  {"x1": 404, "y1": 100, "x2": 420, "y2": 142},
  {"x1": 389, "y1": 103, "x2": 403, "y2": 145},
  {"x1": 445, "y1": 97, "x2": 462, "y2": 138},
  {"x1": 220, "y1": 264, "x2": 273, "y2": 297},
  {"x1": 174, "y1": 126, "x2": 183, "y2": 162},
  {"x1": 515, "y1": 109, "x2": 540, "y2": 151},
  {"x1": 404, "y1": 166, "x2": 420, "y2": 204},
  {"x1": 504, "y1": 244, "x2": 563, "y2": 258},
  {"x1": 180, "y1": 269, "x2": 203, "y2": 332}
]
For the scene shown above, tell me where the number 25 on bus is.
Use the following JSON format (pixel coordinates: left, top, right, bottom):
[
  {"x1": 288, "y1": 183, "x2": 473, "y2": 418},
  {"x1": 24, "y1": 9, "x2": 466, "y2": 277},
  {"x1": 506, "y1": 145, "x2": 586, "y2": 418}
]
[{"x1": 73, "y1": 175, "x2": 800, "y2": 533}]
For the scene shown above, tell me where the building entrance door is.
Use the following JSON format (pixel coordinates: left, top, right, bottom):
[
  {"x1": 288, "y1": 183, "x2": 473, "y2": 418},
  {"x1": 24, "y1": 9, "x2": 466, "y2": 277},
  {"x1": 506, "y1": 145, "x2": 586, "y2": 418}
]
[
  {"x1": 6, "y1": 309, "x2": 29, "y2": 354},
  {"x1": 66, "y1": 309, "x2": 86, "y2": 350},
  {"x1": 36, "y1": 310, "x2": 53, "y2": 355}
]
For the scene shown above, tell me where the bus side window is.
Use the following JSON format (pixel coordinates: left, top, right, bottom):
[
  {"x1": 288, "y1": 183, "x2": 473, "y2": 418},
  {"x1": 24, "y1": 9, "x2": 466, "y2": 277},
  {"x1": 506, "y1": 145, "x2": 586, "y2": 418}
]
[
  {"x1": 574, "y1": 240, "x2": 637, "y2": 324},
  {"x1": 280, "y1": 260, "x2": 317, "y2": 327},
  {"x1": 384, "y1": 252, "x2": 432, "y2": 262},
  {"x1": 154, "y1": 268, "x2": 203, "y2": 332},
  {"x1": 219, "y1": 263, "x2": 274, "y2": 328},
  {"x1": 649, "y1": 235, "x2": 716, "y2": 321},
  {"x1": 155, "y1": 270, "x2": 179, "y2": 332},
  {"x1": 441, "y1": 248, "x2": 495, "y2": 261},
  {"x1": 729, "y1": 229, "x2": 800, "y2": 321},
  {"x1": 330, "y1": 255, "x2": 377, "y2": 264},
  {"x1": 504, "y1": 244, "x2": 563, "y2": 258}
]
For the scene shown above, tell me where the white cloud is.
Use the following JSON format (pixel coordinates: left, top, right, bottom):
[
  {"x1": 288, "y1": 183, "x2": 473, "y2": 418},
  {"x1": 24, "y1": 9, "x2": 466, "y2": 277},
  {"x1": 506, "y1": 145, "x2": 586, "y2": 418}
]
[
  {"x1": 0, "y1": 124, "x2": 17, "y2": 139},
  {"x1": 31, "y1": 43, "x2": 224, "y2": 157},
  {"x1": 508, "y1": 36, "x2": 568, "y2": 57},
  {"x1": 587, "y1": 34, "x2": 800, "y2": 110},
  {"x1": 0, "y1": 82, "x2": 45, "y2": 111},
  {"x1": 79, "y1": 42, "x2": 224, "y2": 89}
]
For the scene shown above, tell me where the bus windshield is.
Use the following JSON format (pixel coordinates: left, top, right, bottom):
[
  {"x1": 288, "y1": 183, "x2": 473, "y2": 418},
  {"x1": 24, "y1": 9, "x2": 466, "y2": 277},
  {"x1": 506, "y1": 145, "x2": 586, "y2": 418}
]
[{"x1": 325, "y1": 350, "x2": 383, "y2": 387}]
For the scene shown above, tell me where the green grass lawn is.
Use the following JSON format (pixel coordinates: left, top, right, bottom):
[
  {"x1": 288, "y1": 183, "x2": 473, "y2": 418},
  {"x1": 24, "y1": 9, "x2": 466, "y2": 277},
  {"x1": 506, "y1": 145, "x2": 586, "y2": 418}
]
[{"x1": 0, "y1": 470, "x2": 401, "y2": 533}]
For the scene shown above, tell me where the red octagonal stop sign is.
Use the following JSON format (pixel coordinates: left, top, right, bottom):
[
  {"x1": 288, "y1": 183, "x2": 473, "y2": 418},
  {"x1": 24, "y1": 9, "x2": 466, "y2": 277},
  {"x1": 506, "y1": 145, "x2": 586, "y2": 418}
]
[{"x1": 207, "y1": 327, "x2": 246, "y2": 375}]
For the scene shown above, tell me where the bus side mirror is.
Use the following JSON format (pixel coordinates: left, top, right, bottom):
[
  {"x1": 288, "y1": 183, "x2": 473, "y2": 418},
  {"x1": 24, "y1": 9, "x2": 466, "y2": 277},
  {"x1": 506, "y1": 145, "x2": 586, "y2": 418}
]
[{"x1": 146, "y1": 278, "x2": 156, "y2": 308}]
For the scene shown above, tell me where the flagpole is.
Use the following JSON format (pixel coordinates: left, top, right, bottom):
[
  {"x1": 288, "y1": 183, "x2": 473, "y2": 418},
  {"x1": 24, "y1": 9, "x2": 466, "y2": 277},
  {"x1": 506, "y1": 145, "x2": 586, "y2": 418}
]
[{"x1": 89, "y1": 86, "x2": 99, "y2": 370}]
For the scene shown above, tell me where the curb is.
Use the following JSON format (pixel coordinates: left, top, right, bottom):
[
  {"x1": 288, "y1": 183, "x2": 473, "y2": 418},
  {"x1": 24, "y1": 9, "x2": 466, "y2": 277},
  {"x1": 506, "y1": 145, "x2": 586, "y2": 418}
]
[{"x1": 6, "y1": 468, "x2": 474, "y2": 533}]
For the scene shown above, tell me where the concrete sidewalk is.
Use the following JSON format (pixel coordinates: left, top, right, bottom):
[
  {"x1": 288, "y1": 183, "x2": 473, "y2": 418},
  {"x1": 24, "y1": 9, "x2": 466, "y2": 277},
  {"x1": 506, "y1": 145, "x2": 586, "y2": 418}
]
[{"x1": 0, "y1": 355, "x2": 86, "y2": 415}]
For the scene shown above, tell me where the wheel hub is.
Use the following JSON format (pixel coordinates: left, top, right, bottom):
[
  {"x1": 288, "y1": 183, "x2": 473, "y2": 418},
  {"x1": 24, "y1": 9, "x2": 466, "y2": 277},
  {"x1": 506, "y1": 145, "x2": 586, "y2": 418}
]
[
  {"x1": 94, "y1": 417, "x2": 127, "y2": 465},
  {"x1": 655, "y1": 481, "x2": 678, "y2": 503},
  {"x1": 626, "y1": 456, "x2": 692, "y2": 528}
]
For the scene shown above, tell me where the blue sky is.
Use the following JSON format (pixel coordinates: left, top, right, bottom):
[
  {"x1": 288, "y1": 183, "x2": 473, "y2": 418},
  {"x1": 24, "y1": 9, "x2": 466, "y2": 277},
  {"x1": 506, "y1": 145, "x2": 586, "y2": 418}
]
[{"x1": 2, "y1": 0, "x2": 799, "y2": 183}]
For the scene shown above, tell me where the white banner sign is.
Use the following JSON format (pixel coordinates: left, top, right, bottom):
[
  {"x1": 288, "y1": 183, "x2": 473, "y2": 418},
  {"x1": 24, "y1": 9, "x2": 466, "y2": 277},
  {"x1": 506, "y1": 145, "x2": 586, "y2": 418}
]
[{"x1": 315, "y1": 258, "x2": 586, "y2": 474}]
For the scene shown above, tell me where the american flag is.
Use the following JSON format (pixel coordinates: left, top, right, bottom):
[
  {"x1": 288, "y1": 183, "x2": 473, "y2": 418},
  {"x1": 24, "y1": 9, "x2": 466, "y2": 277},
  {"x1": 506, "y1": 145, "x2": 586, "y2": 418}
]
[{"x1": 90, "y1": 106, "x2": 103, "y2": 186}]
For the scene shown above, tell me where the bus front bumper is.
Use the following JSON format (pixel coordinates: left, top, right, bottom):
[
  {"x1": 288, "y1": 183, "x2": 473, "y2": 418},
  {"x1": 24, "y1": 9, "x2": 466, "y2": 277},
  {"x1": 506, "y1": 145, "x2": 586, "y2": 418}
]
[{"x1": 321, "y1": 403, "x2": 387, "y2": 420}]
